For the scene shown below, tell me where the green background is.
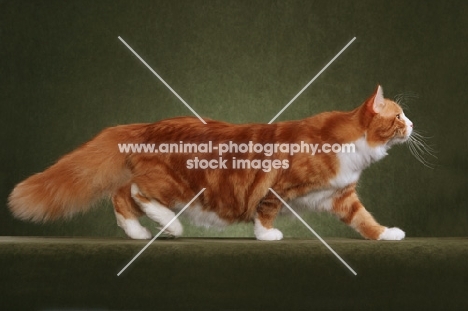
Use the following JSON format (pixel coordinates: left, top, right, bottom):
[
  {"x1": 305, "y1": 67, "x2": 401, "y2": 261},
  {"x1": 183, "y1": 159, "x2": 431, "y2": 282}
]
[{"x1": 1, "y1": 0, "x2": 467, "y2": 239}]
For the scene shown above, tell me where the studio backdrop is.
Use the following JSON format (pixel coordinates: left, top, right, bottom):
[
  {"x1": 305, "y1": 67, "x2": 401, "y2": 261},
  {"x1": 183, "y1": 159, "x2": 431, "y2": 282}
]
[{"x1": 1, "y1": 0, "x2": 467, "y2": 238}]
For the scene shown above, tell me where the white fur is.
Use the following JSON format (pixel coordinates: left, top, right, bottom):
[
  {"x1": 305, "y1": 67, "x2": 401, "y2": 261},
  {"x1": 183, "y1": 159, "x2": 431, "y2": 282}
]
[
  {"x1": 254, "y1": 218, "x2": 283, "y2": 241},
  {"x1": 184, "y1": 204, "x2": 228, "y2": 228},
  {"x1": 114, "y1": 211, "x2": 152, "y2": 239},
  {"x1": 330, "y1": 136, "x2": 388, "y2": 189},
  {"x1": 289, "y1": 137, "x2": 388, "y2": 213},
  {"x1": 290, "y1": 189, "x2": 335, "y2": 212},
  {"x1": 131, "y1": 184, "x2": 183, "y2": 237},
  {"x1": 379, "y1": 227, "x2": 405, "y2": 240},
  {"x1": 288, "y1": 137, "x2": 388, "y2": 212},
  {"x1": 401, "y1": 112, "x2": 413, "y2": 139}
]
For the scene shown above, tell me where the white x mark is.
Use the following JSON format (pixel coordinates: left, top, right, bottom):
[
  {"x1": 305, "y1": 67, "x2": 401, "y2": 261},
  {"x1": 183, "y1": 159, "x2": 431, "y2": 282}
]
[{"x1": 117, "y1": 35, "x2": 357, "y2": 276}]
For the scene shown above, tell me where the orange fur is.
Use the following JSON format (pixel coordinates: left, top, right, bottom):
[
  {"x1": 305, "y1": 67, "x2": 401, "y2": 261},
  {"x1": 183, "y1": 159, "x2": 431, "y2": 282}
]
[{"x1": 8, "y1": 85, "x2": 410, "y2": 240}]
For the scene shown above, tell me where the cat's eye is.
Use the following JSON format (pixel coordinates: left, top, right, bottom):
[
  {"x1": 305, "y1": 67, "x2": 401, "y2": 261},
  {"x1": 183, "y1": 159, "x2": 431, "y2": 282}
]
[{"x1": 396, "y1": 114, "x2": 401, "y2": 120}]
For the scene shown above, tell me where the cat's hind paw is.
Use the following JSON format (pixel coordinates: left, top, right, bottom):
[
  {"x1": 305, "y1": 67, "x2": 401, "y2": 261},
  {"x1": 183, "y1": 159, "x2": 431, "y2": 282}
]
[
  {"x1": 255, "y1": 228, "x2": 284, "y2": 241},
  {"x1": 128, "y1": 226, "x2": 152, "y2": 240},
  {"x1": 115, "y1": 212, "x2": 152, "y2": 240},
  {"x1": 379, "y1": 227, "x2": 405, "y2": 241},
  {"x1": 157, "y1": 221, "x2": 184, "y2": 238},
  {"x1": 254, "y1": 218, "x2": 284, "y2": 241}
]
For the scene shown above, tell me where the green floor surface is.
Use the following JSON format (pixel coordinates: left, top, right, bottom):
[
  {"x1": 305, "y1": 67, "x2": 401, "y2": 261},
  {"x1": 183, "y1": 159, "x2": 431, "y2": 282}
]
[{"x1": 1, "y1": 237, "x2": 467, "y2": 310}]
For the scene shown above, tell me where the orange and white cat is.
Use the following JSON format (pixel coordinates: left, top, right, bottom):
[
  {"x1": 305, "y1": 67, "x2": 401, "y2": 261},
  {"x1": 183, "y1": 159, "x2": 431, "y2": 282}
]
[{"x1": 9, "y1": 85, "x2": 413, "y2": 241}]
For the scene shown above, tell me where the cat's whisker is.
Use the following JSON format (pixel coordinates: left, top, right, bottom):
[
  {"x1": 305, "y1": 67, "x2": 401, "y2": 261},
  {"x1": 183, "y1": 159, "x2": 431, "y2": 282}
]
[
  {"x1": 395, "y1": 97, "x2": 407, "y2": 110},
  {"x1": 411, "y1": 139, "x2": 437, "y2": 156},
  {"x1": 410, "y1": 136, "x2": 433, "y2": 153},
  {"x1": 406, "y1": 131, "x2": 437, "y2": 169},
  {"x1": 407, "y1": 142, "x2": 434, "y2": 169},
  {"x1": 411, "y1": 135, "x2": 437, "y2": 157},
  {"x1": 413, "y1": 141, "x2": 437, "y2": 159},
  {"x1": 410, "y1": 131, "x2": 437, "y2": 158},
  {"x1": 411, "y1": 142, "x2": 435, "y2": 163},
  {"x1": 411, "y1": 130, "x2": 434, "y2": 141},
  {"x1": 395, "y1": 92, "x2": 420, "y2": 112}
]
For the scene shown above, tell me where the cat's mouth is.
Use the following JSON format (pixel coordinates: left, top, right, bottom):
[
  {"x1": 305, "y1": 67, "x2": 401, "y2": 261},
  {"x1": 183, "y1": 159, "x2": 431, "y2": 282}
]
[
  {"x1": 385, "y1": 131, "x2": 409, "y2": 148},
  {"x1": 390, "y1": 122, "x2": 413, "y2": 145}
]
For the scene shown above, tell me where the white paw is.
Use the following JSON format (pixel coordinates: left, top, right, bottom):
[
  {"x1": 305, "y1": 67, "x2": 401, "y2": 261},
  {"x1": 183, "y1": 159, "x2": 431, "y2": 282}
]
[
  {"x1": 256, "y1": 228, "x2": 284, "y2": 241},
  {"x1": 127, "y1": 226, "x2": 152, "y2": 240},
  {"x1": 164, "y1": 220, "x2": 184, "y2": 237},
  {"x1": 379, "y1": 227, "x2": 405, "y2": 241},
  {"x1": 115, "y1": 212, "x2": 152, "y2": 240}
]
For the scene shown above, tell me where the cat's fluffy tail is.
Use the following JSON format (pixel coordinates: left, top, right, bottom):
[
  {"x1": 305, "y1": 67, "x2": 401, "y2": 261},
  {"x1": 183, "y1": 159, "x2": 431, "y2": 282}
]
[{"x1": 8, "y1": 125, "x2": 142, "y2": 222}]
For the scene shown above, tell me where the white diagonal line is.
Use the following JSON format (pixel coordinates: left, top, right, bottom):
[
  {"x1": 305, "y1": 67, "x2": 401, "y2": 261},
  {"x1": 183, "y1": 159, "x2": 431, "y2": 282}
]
[
  {"x1": 268, "y1": 188, "x2": 357, "y2": 276},
  {"x1": 268, "y1": 37, "x2": 356, "y2": 124},
  {"x1": 117, "y1": 188, "x2": 206, "y2": 276},
  {"x1": 118, "y1": 36, "x2": 207, "y2": 124}
]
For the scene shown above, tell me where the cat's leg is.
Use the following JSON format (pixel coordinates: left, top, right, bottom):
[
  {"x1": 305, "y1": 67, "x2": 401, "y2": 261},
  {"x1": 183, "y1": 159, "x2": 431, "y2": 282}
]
[
  {"x1": 332, "y1": 185, "x2": 405, "y2": 240},
  {"x1": 254, "y1": 192, "x2": 283, "y2": 241},
  {"x1": 130, "y1": 183, "x2": 183, "y2": 237},
  {"x1": 112, "y1": 186, "x2": 152, "y2": 239}
]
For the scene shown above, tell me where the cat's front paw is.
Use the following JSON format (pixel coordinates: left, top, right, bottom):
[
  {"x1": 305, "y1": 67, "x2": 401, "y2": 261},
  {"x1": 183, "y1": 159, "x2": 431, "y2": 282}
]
[
  {"x1": 256, "y1": 228, "x2": 284, "y2": 241},
  {"x1": 379, "y1": 227, "x2": 405, "y2": 241}
]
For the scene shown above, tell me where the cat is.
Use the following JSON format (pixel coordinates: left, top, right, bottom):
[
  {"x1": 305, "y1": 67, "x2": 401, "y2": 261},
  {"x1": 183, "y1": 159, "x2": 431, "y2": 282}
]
[{"x1": 8, "y1": 85, "x2": 413, "y2": 241}]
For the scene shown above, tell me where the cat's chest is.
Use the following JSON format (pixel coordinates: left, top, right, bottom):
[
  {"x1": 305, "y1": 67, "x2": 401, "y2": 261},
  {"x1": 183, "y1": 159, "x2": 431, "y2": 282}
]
[
  {"x1": 330, "y1": 164, "x2": 361, "y2": 189},
  {"x1": 330, "y1": 137, "x2": 388, "y2": 188},
  {"x1": 291, "y1": 138, "x2": 388, "y2": 210}
]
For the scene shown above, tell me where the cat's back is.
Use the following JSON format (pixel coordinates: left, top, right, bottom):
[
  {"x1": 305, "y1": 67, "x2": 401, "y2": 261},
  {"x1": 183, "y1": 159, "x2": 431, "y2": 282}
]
[{"x1": 143, "y1": 116, "x2": 280, "y2": 143}]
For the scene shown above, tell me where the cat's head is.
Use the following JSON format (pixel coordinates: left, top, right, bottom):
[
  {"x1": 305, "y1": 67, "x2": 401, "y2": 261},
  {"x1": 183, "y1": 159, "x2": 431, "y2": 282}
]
[{"x1": 362, "y1": 85, "x2": 413, "y2": 148}]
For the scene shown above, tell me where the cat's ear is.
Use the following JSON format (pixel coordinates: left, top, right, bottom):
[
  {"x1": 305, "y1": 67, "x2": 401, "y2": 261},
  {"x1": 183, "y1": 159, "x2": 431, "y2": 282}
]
[{"x1": 366, "y1": 85, "x2": 385, "y2": 114}]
